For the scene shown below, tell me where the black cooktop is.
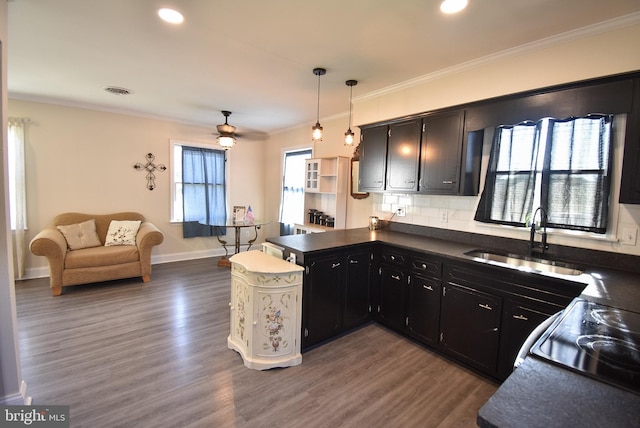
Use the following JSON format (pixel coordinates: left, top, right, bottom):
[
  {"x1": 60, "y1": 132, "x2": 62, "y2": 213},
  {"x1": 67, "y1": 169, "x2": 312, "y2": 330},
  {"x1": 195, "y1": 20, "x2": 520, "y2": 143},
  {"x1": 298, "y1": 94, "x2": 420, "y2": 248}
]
[{"x1": 531, "y1": 298, "x2": 640, "y2": 395}]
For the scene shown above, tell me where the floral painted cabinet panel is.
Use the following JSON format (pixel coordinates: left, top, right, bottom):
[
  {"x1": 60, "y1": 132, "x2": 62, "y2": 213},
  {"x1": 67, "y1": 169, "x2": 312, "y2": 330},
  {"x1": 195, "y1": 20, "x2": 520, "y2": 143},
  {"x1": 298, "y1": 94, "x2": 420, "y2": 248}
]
[{"x1": 228, "y1": 250, "x2": 304, "y2": 370}]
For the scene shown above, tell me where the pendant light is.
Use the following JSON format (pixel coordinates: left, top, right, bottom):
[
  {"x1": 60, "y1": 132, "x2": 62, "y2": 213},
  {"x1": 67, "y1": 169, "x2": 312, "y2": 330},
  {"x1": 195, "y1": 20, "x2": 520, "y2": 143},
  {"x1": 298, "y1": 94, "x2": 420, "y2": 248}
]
[
  {"x1": 344, "y1": 79, "x2": 358, "y2": 146},
  {"x1": 311, "y1": 67, "x2": 326, "y2": 142}
]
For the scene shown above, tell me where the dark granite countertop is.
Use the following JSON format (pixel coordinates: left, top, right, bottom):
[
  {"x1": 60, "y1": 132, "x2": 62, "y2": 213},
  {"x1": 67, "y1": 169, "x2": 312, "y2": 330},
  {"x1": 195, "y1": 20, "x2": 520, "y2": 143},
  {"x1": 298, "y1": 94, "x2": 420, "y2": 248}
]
[{"x1": 267, "y1": 225, "x2": 640, "y2": 427}]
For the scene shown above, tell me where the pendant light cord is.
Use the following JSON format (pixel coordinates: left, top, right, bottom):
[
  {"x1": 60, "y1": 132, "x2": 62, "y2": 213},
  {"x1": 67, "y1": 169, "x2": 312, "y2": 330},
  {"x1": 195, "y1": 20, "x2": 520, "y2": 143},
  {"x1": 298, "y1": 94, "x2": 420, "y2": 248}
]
[{"x1": 316, "y1": 74, "x2": 321, "y2": 122}]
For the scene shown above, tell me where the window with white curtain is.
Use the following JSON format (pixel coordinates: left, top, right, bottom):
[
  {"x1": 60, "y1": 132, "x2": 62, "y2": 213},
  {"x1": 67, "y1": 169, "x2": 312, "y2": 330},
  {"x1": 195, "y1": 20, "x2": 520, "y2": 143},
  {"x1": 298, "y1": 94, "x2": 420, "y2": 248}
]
[
  {"x1": 279, "y1": 149, "x2": 311, "y2": 235},
  {"x1": 474, "y1": 115, "x2": 613, "y2": 234},
  {"x1": 8, "y1": 118, "x2": 28, "y2": 279}
]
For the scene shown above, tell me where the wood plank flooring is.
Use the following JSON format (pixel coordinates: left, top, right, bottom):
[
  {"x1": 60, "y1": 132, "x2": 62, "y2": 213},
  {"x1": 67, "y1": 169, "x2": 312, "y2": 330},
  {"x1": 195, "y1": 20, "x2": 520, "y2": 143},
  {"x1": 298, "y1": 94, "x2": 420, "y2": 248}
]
[{"x1": 15, "y1": 257, "x2": 498, "y2": 428}]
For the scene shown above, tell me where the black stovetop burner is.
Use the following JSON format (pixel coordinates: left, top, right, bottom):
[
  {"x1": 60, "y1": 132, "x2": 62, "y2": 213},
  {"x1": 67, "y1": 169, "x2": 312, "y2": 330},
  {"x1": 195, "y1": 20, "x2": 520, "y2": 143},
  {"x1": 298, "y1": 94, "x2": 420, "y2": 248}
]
[{"x1": 531, "y1": 298, "x2": 640, "y2": 395}]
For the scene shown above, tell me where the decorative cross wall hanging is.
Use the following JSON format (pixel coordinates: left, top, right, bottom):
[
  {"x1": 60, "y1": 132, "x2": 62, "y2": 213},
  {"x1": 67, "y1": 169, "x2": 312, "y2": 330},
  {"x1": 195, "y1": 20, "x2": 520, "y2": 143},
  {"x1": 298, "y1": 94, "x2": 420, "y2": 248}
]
[{"x1": 134, "y1": 153, "x2": 167, "y2": 190}]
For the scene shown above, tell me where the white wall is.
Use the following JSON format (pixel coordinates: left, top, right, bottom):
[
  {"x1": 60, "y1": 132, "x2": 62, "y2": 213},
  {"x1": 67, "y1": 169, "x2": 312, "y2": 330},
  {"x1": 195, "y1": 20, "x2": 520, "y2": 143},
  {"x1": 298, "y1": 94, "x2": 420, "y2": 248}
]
[
  {"x1": 263, "y1": 19, "x2": 640, "y2": 257},
  {"x1": 9, "y1": 99, "x2": 265, "y2": 278}
]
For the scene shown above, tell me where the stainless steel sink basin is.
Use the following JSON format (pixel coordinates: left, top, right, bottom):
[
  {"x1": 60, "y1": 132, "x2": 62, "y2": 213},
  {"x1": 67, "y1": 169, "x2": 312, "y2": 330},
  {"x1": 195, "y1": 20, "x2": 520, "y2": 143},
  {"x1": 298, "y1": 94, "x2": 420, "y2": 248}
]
[{"x1": 464, "y1": 250, "x2": 584, "y2": 276}]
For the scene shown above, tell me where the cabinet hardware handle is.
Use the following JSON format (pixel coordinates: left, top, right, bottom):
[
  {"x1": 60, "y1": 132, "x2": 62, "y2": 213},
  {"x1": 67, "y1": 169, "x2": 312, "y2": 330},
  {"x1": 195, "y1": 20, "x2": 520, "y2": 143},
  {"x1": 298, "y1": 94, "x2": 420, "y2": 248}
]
[
  {"x1": 421, "y1": 263, "x2": 427, "y2": 269},
  {"x1": 391, "y1": 274, "x2": 401, "y2": 281},
  {"x1": 390, "y1": 255, "x2": 395, "y2": 260},
  {"x1": 332, "y1": 262, "x2": 341, "y2": 269},
  {"x1": 513, "y1": 314, "x2": 528, "y2": 321},
  {"x1": 406, "y1": 180, "x2": 415, "y2": 184},
  {"x1": 423, "y1": 285, "x2": 433, "y2": 291},
  {"x1": 442, "y1": 180, "x2": 454, "y2": 184},
  {"x1": 349, "y1": 259, "x2": 359, "y2": 264},
  {"x1": 479, "y1": 303, "x2": 493, "y2": 311}
]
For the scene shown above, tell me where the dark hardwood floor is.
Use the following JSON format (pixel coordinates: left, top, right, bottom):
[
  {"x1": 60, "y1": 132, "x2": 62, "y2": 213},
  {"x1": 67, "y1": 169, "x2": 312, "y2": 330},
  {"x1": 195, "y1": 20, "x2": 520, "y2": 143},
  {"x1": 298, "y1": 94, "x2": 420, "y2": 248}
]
[{"x1": 15, "y1": 257, "x2": 498, "y2": 428}]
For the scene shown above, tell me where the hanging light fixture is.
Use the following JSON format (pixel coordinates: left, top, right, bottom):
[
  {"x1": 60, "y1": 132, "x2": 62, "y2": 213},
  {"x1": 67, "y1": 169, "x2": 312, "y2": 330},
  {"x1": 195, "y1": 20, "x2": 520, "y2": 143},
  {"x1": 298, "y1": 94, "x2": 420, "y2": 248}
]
[
  {"x1": 217, "y1": 135, "x2": 236, "y2": 150},
  {"x1": 344, "y1": 79, "x2": 358, "y2": 146},
  {"x1": 311, "y1": 67, "x2": 326, "y2": 142}
]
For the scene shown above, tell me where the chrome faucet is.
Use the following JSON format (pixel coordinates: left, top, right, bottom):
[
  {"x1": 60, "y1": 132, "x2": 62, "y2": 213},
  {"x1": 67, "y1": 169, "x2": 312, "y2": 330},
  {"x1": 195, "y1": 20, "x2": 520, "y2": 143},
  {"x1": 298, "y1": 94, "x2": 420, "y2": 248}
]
[{"x1": 528, "y1": 207, "x2": 549, "y2": 256}]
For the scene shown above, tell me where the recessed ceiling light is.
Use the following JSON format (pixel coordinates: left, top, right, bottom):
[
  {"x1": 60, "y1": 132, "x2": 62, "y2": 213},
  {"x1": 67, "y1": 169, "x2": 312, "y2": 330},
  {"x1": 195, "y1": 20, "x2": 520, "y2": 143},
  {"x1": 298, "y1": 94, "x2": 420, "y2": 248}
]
[
  {"x1": 440, "y1": 0, "x2": 468, "y2": 14},
  {"x1": 158, "y1": 8, "x2": 184, "y2": 24}
]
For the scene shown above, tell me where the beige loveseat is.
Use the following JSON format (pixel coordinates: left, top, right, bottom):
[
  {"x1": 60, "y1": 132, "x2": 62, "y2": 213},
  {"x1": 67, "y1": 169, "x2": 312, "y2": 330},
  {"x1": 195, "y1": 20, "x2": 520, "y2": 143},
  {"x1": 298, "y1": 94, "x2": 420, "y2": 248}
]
[{"x1": 29, "y1": 212, "x2": 164, "y2": 296}]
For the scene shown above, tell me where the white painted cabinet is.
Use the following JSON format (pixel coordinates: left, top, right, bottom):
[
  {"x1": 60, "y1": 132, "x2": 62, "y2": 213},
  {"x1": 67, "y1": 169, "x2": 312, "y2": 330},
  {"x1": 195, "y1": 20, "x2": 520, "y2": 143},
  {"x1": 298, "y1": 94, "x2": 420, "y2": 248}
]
[
  {"x1": 301, "y1": 156, "x2": 349, "y2": 232},
  {"x1": 228, "y1": 251, "x2": 304, "y2": 370}
]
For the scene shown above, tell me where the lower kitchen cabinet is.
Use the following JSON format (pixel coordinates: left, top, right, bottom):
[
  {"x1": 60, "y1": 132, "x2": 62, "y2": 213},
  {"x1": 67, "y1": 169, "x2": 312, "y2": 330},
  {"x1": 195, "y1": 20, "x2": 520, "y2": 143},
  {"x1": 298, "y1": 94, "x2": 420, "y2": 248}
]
[
  {"x1": 303, "y1": 254, "x2": 343, "y2": 348},
  {"x1": 406, "y1": 274, "x2": 441, "y2": 346},
  {"x1": 343, "y1": 250, "x2": 372, "y2": 330},
  {"x1": 302, "y1": 248, "x2": 372, "y2": 350},
  {"x1": 378, "y1": 264, "x2": 407, "y2": 331},
  {"x1": 440, "y1": 283, "x2": 502, "y2": 375},
  {"x1": 496, "y1": 301, "x2": 555, "y2": 380}
]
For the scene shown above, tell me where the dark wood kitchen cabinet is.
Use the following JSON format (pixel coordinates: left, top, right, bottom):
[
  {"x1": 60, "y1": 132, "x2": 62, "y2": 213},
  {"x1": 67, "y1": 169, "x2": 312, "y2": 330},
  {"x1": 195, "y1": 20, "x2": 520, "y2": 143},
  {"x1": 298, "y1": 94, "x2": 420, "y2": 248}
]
[
  {"x1": 419, "y1": 110, "x2": 464, "y2": 194},
  {"x1": 496, "y1": 301, "x2": 554, "y2": 380},
  {"x1": 343, "y1": 250, "x2": 372, "y2": 330},
  {"x1": 302, "y1": 247, "x2": 372, "y2": 350},
  {"x1": 375, "y1": 247, "x2": 408, "y2": 331},
  {"x1": 358, "y1": 125, "x2": 388, "y2": 192},
  {"x1": 439, "y1": 282, "x2": 502, "y2": 375},
  {"x1": 406, "y1": 255, "x2": 442, "y2": 346},
  {"x1": 386, "y1": 119, "x2": 421, "y2": 192}
]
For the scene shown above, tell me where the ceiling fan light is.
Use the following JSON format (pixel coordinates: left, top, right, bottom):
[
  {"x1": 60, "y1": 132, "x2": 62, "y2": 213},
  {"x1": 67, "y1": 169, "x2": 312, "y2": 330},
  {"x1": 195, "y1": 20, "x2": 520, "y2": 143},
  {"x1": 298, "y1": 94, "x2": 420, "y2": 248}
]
[
  {"x1": 217, "y1": 135, "x2": 236, "y2": 150},
  {"x1": 312, "y1": 122, "x2": 323, "y2": 142}
]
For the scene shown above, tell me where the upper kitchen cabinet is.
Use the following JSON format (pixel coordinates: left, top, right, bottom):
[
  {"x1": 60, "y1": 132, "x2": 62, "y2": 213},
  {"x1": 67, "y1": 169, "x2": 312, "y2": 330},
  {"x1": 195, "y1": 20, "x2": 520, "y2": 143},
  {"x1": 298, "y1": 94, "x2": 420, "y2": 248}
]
[
  {"x1": 358, "y1": 110, "x2": 481, "y2": 196},
  {"x1": 419, "y1": 110, "x2": 464, "y2": 194},
  {"x1": 386, "y1": 119, "x2": 421, "y2": 192},
  {"x1": 358, "y1": 125, "x2": 388, "y2": 192},
  {"x1": 619, "y1": 77, "x2": 640, "y2": 204}
]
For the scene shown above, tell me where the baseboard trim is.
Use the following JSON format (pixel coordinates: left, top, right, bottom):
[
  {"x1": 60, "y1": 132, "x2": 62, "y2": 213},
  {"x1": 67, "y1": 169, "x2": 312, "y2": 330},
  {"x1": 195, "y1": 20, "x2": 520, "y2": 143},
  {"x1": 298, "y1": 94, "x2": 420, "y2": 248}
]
[
  {"x1": 20, "y1": 248, "x2": 228, "y2": 281},
  {"x1": 1, "y1": 381, "x2": 31, "y2": 405}
]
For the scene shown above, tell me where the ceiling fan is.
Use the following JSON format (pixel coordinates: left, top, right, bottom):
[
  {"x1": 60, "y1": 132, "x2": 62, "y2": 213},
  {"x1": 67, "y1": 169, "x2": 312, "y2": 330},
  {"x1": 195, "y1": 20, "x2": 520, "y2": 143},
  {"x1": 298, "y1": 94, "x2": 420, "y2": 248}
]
[{"x1": 213, "y1": 110, "x2": 268, "y2": 149}]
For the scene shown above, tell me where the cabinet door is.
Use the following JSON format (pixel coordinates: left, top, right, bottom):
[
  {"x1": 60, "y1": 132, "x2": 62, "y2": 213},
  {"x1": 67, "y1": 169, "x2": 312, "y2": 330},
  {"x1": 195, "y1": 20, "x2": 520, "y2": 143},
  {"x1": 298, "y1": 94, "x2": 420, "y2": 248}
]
[
  {"x1": 407, "y1": 274, "x2": 441, "y2": 346},
  {"x1": 386, "y1": 120, "x2": 421, "y2": 192},
  {"x1": 440, "y1": 283, "x2": 502, "y2": 375},
  {"x1": 419, "y1": 110, "x2": 464, "y2": 194},
  {"x1": 303, "y1": 256, "x2": 343, "y2": 349},
  {"x1": 343, "y1": 250, "x2": 371, "y2": 329},
  {"x1": 359, "y1": 125, "x2": 388, "y2": 192},
  {"x1": 378, "y1": 264, "x2": 407, "y2": 332},
  {"x1": 496, "y1": 302, "x2": 554, "y2": 380}
]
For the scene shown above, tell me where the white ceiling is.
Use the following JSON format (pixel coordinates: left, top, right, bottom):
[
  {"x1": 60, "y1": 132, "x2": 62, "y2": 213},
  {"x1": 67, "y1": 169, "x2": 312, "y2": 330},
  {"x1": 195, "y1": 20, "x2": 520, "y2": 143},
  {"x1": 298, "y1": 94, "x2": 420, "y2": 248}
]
[{"x1": 7, "y1": 0, "x2": 640, "y2": 138}]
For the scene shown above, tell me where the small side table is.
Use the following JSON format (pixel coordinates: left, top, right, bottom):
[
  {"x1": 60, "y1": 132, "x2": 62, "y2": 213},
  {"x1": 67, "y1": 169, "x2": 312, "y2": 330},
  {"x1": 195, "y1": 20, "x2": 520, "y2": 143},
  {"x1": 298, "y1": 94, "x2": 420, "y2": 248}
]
[
  {"x1": 227, "y1": 251, "x2": 304, "y2": 370},
  {"x1": 209, "y1": 221, "x2": 267, "y2": 267}
]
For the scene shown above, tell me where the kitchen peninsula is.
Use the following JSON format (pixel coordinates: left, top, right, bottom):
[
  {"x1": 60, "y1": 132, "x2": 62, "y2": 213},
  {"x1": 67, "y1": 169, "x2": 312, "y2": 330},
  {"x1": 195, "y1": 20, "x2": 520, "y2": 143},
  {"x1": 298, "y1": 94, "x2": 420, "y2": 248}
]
[{"x1": 267, "y1": 223, "x2": 640, "y2": 427}]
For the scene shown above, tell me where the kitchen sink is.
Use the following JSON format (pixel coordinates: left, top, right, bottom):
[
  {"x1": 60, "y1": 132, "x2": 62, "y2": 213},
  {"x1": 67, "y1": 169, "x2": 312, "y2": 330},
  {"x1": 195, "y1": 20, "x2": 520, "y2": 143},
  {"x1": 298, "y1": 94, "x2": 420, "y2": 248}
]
[{"x1": 464, "y1": 249, "x2": 584, "y2": 276}]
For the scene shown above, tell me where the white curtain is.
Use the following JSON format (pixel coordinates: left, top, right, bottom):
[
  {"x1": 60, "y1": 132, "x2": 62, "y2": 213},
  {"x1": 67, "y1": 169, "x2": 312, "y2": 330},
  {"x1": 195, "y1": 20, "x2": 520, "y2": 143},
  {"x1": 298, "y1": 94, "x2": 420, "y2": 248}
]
[{"x1": 8, "y1": 118, "x2": 28, "y2": 279}]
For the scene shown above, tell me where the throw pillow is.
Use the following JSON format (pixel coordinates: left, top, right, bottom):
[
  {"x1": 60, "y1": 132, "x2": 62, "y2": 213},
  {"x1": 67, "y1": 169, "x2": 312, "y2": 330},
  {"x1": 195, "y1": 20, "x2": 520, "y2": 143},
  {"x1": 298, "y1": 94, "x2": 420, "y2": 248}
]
[
  {"x1": 104, "y1": 220, "x2": 142, "y2": 246},
  {"x1": 56, "y1": 219, "x2": 102, "y2": 251}
]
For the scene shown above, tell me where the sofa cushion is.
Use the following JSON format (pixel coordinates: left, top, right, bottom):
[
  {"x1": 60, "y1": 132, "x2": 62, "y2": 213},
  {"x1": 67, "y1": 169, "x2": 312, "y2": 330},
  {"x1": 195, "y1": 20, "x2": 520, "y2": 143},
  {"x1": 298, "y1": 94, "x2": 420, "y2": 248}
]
[
  {"x1": 64, "y1": 245, "x2": 140, "y2": 269},
  {"x1": 104, "y1": 220, "x2": 142, "y2": 246},
  {"x1": 56, "y1": 219, "x2": 102, "y2": 250}
]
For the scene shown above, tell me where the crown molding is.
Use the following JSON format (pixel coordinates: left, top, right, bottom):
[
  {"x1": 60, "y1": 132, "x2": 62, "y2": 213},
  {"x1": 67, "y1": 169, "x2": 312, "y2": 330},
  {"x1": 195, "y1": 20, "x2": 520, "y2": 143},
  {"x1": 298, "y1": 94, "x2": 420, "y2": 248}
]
[{"x1": 355, "y1": 12, "x2": 640, "y2": 103}]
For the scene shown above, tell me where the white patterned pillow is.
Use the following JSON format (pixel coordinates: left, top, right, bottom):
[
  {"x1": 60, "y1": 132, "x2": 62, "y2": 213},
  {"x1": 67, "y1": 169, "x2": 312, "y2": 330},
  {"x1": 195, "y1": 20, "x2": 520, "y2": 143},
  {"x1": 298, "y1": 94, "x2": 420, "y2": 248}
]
[
  {"x1": 104, "y1": 220, "x2": 142, "y2": 246},
  {"x1": 56, "y1": 219, "x2": 102, "y2": 250}
]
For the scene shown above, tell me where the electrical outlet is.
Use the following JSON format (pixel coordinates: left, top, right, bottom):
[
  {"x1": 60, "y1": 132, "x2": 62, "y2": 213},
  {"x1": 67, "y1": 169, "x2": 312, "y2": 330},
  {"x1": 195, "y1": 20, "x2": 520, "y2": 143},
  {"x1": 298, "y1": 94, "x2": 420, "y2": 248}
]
[
  {"x1": 244, "y1": 229, "x2": 252, "y2": 238},
  {"x1": 440, "y1": 210, "x2": 448, "y2": 223},
  {"x1": 621, "y1": 228, "x2": 637, "y2": 246},
  {"x1": 396, "y1": 206, "x2": 406, "y2": 217}
]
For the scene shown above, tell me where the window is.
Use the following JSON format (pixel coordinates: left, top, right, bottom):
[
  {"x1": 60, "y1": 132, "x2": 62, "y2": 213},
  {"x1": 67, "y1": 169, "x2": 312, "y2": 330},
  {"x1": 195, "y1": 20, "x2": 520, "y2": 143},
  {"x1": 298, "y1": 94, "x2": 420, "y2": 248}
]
[
  {"x1": 475, "y1": 115, "x2": 613, "y2": 234},
  {"x1": 279, "y1": 149, "x2": 312, "y2": 235},
  {"x1": 171, "y1": 141, "x2": 227, "y2": 237}
]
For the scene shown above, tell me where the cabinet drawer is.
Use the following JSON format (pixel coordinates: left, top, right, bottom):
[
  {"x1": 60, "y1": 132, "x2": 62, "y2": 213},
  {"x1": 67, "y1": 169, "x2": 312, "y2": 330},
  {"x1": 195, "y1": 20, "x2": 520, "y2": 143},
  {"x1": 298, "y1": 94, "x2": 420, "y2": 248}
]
[
  {"x1": 381, "y1": 250, "x2": 407, "y2": 267},
  {"x1": 410, "y1": 257, "x2": 441, "y2": 278}
]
